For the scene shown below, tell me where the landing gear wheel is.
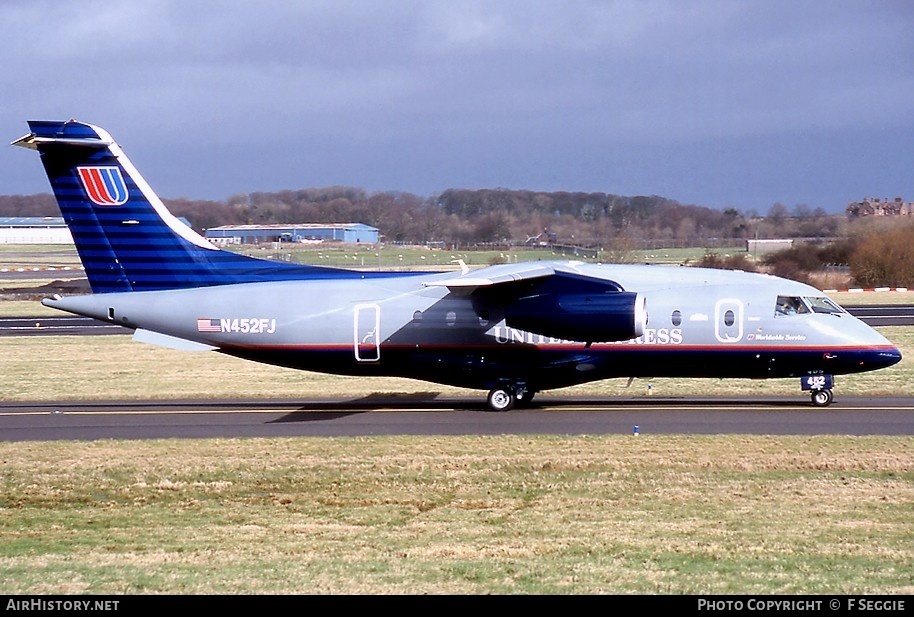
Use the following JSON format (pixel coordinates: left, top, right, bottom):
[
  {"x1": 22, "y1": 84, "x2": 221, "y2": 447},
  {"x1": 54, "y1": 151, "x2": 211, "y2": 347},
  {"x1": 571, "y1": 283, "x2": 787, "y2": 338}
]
[
  {"x1": 810, "y1": 389, "x2": 833, "y2": 407},
  {"x1": 487, "y1": 388, "x2": 516, "y2": 412}
]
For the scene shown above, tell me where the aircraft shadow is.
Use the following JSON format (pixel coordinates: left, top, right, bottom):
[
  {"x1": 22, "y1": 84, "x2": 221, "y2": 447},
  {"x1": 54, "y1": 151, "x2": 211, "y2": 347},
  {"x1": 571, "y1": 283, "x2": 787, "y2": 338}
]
[
  {"x1": 268, "y1": 393, "x2": 816, "y2": 423},
  {"x1": 269, "y1": 391, "x2": 472, "y2": 423}
]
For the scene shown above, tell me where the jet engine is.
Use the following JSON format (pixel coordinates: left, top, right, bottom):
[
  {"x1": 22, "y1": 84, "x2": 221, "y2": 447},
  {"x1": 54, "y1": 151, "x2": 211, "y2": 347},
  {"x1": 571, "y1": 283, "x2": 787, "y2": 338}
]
[{"x1": 504, "y1": 290, "x2": 647, "y2": 343}]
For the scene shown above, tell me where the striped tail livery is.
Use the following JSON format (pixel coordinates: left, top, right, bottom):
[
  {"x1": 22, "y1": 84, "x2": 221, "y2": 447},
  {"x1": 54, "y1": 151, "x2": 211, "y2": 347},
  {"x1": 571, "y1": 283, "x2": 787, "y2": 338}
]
[{"x1": 12, "y1": 120, "x2": 382, "y2": 292}]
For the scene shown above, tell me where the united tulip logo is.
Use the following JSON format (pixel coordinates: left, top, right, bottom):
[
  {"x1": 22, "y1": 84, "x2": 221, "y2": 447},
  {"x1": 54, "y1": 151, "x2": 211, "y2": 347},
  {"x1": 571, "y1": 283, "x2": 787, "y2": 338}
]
[{"x1": 77, "y1": 166, "x2": 129, "y2": 206}]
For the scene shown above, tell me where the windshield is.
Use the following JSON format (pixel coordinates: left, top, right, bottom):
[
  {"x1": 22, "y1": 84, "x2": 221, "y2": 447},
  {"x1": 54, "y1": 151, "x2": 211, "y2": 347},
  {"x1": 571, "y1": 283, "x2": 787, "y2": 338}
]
[
  {"x1": 805, "y1": 296, "x2": 845, "y2": 315},
  {"x1": 775, "y1": 295, "x2": 845, "y2": 316}
]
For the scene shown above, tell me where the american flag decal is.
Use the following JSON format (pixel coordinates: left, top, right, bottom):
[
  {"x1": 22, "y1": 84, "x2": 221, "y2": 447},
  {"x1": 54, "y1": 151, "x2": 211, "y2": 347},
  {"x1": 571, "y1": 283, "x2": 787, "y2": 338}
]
[
  {"x1": 76, "y1": 166, "x2": 129, "y2": 206},
  {"x1": 196, "y1": 318, "x2": 222, "y2": 333}
]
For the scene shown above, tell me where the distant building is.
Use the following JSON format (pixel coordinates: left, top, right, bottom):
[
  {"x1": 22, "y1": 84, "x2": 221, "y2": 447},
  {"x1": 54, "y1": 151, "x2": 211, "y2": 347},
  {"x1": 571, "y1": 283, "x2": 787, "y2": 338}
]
[
  {"x1": 0, "y1": 215, "x2": 194, "y2": 244},
  {"x1": 204, "y1": 223, "x2": 379, "y2": 245},
  {"x1": 0, "y1": 217, "x2": 72, "y2": 244},
  {"x1": 846, "y1": 197, "x2": 913, "y2": 218},
  {"x1": 746, "y1": 238, "x2": 794, "y2": 255}
]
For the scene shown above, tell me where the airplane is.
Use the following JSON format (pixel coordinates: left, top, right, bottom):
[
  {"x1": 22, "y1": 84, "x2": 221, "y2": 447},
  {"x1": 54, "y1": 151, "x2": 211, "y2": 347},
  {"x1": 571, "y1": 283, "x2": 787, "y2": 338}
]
[{"x1": 13, "y1": 120, "x2": 902, "y2": 410}]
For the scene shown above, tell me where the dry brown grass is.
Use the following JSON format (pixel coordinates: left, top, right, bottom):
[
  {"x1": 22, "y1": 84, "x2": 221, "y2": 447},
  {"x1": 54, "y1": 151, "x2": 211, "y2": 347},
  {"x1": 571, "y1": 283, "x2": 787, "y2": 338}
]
[
  {"x1": 0, "y1": 435, "x2": 910, "y2": 594},
  {"x1": 1, "y1": 325, "x2": 911, "y2": 401}
]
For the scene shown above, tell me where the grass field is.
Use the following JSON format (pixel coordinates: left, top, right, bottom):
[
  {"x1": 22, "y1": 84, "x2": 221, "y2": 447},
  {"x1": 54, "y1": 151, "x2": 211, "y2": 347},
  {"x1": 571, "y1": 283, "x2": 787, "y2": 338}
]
[
  {"x1": 0, "y1": 242, "x2": 742, "y2": 270},
  {"x1": 1, "y1": 244, "x2": 911, "y2": 595},
  {"x1": 0, "y1": 435, "x2": 910, "y2": 594}
]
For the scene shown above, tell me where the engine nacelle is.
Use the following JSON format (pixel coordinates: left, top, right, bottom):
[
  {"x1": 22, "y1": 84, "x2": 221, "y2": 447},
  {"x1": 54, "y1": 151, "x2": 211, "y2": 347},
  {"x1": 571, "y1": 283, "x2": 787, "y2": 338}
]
[{"x1": 504, "y1": 291, "x2": 647, "y2": 343}]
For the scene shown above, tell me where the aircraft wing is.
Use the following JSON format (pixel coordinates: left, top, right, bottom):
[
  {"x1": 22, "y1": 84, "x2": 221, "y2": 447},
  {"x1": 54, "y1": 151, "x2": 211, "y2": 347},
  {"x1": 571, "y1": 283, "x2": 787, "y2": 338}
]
[
  {"x1": 425, "y1": 262, "x2": 647, "y2": 343},
  {"x1": 422, "y1": 263, "x2": 557, "y2": 293}
]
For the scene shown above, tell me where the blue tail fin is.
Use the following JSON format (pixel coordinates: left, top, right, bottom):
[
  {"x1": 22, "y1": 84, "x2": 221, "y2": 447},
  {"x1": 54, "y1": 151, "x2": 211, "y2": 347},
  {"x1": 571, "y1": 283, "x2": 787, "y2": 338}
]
[{"x1": 13, "y1": 120, "x2": 368, "y2": 293}]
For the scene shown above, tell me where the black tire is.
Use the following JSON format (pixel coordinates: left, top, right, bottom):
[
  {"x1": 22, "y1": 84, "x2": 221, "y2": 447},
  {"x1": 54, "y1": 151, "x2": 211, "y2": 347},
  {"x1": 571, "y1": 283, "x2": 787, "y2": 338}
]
[
  {"x1": 487, "y1": 388, "x2": 515, "y2": 412},
  {"x1": 810, "y1": 389, "x2": 833, "y2": 407}
]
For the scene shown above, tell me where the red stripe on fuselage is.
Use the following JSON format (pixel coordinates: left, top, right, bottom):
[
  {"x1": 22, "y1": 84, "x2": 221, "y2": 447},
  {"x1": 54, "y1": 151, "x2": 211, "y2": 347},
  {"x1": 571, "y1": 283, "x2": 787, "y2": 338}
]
[{"x1": 212, "y1": 342, "x2": 898, "y2": 353}]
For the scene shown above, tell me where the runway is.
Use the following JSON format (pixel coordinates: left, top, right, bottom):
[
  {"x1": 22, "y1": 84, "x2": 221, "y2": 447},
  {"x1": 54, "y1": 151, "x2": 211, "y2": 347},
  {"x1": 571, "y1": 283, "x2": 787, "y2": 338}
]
[
  {"x1": 0, "y1": 315, "x2": 128, "y2": 335},
  {"x1": 1, "y1": 395, "x2": 912, "y2": 441}
]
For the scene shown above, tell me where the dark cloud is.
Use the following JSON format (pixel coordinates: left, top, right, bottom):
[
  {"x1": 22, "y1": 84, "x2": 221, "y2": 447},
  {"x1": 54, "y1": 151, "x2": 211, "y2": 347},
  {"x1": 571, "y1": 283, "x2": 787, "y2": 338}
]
[{"x1": 3, "y1": 0, "x2": 912, "y2": 212}]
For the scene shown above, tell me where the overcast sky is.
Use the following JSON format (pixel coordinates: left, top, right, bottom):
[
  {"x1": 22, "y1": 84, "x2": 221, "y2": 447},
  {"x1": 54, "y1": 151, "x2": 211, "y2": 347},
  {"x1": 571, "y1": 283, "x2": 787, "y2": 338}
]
[{"x1": 2, "y1": 0, "x2": 912, "y2": 213}]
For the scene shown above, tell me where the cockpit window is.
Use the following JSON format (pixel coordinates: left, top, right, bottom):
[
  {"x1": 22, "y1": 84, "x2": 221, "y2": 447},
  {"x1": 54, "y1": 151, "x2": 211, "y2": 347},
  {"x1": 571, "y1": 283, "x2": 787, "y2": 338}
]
[
  {"x1": 775, "y1": 296, "x2": 809, "y2": 316},
  {"x1": 805, "y1": 296, "x2": 845, "y2": 315},
  {"x1": 776, "y1": 295, "x2": 845, "y2": 316}
]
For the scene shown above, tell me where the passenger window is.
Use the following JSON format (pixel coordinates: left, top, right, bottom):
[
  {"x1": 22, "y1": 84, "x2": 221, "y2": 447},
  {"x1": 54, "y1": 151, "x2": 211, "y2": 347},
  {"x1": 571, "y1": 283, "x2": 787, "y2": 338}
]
[{"x1": 671, "y1": 310, "x2": 682, "y2": 326}]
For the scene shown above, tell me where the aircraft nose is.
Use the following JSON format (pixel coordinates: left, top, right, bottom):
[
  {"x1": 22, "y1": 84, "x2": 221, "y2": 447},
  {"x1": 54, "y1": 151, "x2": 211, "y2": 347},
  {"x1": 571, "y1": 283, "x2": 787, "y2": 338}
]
[
  {"x1": 849, "y1": 345, "x2": 903, "y2": 372},
  {"x1": 873, "y1": 346, "x2": 903, "y2": 370}
]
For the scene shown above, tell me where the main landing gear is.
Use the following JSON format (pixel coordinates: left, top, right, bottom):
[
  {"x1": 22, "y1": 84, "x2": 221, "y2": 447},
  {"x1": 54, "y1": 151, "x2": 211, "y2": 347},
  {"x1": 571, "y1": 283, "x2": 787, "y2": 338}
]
[{"x1": 486, "y1": 384, "x2": 535, "y2": 412}]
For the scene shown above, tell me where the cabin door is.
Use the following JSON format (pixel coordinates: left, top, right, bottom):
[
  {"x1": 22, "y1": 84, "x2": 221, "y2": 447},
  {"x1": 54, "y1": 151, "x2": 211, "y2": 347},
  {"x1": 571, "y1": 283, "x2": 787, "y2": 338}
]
[
  {"x1": 714, "y1": 298, "x2": 744, "y2": 343},
  {"x1": 354, "y1": 303, "x2": 381, "y2": 362}
]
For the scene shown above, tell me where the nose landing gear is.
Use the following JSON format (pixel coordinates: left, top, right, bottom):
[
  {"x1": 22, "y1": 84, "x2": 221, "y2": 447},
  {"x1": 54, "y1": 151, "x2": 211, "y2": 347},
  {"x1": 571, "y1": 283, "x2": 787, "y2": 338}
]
[
  {"x1": 810, "y1": 388, "x2": 833, "y2": 407},
  {"x1": 802, "y1": 375, "x2": 834, "y2": 407}
]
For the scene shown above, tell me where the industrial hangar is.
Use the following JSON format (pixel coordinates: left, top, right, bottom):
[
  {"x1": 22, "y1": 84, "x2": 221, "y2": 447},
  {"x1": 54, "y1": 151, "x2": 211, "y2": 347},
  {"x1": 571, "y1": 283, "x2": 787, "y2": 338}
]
[
  {"x1": 1, "y1": 218, "x2": 379, "y2": 246},
  {"x1": 0, "y1": 217, "x2": 71, "y2": 244},
  {"x1": 204, "y1": 223, "x2": 379, "y2": 245}
]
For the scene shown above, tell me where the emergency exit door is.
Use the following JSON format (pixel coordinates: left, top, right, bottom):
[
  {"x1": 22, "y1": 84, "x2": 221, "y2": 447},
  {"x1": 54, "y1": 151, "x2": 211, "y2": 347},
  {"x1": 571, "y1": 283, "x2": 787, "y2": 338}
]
[{"x1": 354, "y1": 304, "x2": 381, "y2": 362}]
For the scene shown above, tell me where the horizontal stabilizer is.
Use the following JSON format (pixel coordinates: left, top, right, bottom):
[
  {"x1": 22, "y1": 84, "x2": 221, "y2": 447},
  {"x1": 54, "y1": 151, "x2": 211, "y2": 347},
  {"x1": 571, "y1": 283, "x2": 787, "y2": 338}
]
[{"x1": 133, "y1": 328, "x2": 217, "y2": 352}]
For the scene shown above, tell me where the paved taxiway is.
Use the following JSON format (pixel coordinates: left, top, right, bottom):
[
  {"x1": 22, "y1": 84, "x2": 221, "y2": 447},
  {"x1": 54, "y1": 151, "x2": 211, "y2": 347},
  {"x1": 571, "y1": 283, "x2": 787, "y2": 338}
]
[
  {"x1": 1, "y1": 396, "x2": 912, "y2": 441},
  {"x1": 0, "y1": 315, "x2": 127, "y2": 335}
]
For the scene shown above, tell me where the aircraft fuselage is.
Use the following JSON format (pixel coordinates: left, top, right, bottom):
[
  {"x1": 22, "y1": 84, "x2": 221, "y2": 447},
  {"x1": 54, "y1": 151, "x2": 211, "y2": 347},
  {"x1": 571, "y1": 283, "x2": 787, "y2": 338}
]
[{"x1": 45, "y1": 261, "x2": 900, "y2": 393}]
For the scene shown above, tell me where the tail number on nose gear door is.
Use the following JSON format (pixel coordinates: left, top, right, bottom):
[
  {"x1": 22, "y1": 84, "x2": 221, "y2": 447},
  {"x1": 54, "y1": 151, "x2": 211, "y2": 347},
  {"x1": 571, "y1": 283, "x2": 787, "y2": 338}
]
[{"x1": 801, "y1": 375, "x2": 833, "y2": 390}]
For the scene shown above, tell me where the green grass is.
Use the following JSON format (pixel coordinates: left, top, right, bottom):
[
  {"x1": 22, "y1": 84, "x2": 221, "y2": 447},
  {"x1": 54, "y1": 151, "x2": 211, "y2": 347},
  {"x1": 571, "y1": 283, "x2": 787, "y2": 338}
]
[
  {"x1": 0, "y1": 435, "x2": 910, "y2": 594},
  {"x1": 0, "y1": 242, "x2": 743, "y2": 270},
  {"x1": 230, "y1": 244, "x2": 748, "y2": 268}
]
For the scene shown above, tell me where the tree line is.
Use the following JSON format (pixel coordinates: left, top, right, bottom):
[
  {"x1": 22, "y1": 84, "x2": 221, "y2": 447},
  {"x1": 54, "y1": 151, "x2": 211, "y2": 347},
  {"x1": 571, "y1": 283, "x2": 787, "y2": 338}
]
[
  {"x1": 0, "y1": 186, "x2": 845, "y2": 246},
  {"x1": 695, "y1": 217, "x2": 914, "y2": 289},
  {"x1": 4, "y1": 187, "x2": 912, "y2": 286}
]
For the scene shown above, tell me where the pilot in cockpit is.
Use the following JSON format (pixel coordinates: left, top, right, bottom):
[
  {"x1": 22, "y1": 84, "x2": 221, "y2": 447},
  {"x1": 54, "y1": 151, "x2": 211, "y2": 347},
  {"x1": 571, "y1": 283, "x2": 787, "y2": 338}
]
[{"x1": 776, "y1": 296, "x2": 807, "y2": 316}]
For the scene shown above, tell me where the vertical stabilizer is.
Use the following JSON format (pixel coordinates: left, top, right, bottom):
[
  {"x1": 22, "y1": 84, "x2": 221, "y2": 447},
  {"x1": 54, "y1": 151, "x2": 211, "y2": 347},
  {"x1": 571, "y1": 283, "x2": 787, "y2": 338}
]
[{"x1": 13, "y1": 120, "x2": 366, "y2": 292}]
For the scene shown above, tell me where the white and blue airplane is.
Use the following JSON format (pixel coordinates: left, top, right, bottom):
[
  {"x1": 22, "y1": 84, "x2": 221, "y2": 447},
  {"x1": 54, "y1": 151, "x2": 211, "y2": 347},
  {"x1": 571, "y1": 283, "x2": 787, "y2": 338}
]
[{"x1": 13, "y1": 120, "x2": 902, "y2": 410}]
